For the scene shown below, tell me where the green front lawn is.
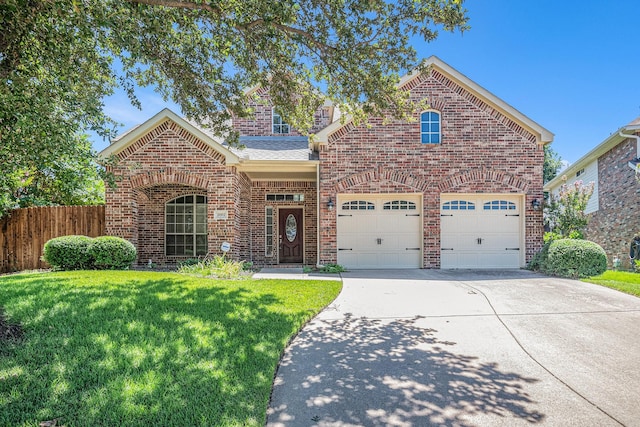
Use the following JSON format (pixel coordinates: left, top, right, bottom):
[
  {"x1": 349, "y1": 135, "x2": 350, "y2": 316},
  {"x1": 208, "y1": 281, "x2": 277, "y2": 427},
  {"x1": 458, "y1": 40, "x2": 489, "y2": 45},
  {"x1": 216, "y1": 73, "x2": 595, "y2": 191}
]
[
  {"x1": 0, "y1": 271, "x2": 341, "y2": 427},
  {"x1": 583, "y1": 270, "x2": 640, "y2": 297}
]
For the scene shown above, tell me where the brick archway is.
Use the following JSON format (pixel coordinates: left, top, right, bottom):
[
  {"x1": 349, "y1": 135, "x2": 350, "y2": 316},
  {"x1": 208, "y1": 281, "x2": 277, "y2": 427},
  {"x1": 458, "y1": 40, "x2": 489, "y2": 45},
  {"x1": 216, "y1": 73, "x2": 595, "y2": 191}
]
[
  {"x1": 438, "y1": 168, "x2": 530, "y2": 193},
  {"x1": 334, "y1": 166, "x2": 433, "y2": 192},
  {"x1": 129, "y1": 167, "x2": 211, "y2": 191}
]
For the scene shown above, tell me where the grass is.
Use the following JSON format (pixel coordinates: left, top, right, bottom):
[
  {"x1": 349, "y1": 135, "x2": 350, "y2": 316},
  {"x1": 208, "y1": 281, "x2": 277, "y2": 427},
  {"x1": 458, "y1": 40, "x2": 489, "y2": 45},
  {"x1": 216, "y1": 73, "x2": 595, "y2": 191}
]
[
  {"x1": 583, "y1": 270, "x2": 640, "y2": 297},
  {"x1": 0, "y1": 270, "x2": 341, "y2": 427},
  {"x1": 177, "y1": 255, "x2": 250, "y2": 279}
]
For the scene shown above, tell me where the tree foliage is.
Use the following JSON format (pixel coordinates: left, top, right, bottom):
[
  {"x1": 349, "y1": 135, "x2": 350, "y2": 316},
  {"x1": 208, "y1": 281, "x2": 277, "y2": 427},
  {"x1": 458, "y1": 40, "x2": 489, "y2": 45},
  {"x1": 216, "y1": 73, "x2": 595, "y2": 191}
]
[
  {"x1": 543, "y1": 145, "x2": 563, "y2": 184},
  {"x1": 0, "y1": 135, "x2": 106, "y2": 216},
  {"x1": 545, "y1": 179, "x2": 595, "y2": 239},
  {"x1": 1, "y1": 0, "x2": 468, "y2": 216}
]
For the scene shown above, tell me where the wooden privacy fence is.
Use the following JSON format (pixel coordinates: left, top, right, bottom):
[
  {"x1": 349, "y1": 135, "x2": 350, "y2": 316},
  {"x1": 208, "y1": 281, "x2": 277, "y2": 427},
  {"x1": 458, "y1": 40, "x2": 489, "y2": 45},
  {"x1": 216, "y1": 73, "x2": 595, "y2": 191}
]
[{"x1": 0, "y1": 205, "x2": 105, "y2": 273}]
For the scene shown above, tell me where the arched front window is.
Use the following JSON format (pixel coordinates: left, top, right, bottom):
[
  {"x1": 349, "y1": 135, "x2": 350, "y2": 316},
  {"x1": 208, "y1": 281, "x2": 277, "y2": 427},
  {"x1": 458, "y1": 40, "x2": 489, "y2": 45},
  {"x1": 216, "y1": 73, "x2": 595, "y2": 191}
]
[
  {"x1": 165, "y1": 195, "x2": 208, "y2": 256},
  {"x1": 420, "y1": 110, "x2": 441, "y2": 144}
]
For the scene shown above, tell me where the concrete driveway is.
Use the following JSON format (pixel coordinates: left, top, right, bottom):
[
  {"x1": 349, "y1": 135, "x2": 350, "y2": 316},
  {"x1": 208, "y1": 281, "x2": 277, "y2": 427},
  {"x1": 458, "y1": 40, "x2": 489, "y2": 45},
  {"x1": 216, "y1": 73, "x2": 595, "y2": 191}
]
[{"x1": 266, "y1": 270, "x2": 640, "y2": 427}]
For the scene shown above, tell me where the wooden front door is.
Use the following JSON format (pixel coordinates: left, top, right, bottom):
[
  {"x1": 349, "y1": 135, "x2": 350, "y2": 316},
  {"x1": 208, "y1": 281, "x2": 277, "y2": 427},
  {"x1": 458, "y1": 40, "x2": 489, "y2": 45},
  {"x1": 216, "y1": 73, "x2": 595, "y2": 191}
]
[{"x1": 279, "y1": 208, "x2": 303, "y2": 263}]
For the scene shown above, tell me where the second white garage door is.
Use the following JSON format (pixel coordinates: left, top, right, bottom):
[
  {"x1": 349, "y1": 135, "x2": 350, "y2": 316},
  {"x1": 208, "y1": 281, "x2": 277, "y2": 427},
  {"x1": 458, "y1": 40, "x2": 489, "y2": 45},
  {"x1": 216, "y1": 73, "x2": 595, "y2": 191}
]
[
  {"x1": 440, "y1": 194, "x2": 523, "y2": 269},
  {"x1": 337, "y1": 194, "x2": 422, "y2": 269}
]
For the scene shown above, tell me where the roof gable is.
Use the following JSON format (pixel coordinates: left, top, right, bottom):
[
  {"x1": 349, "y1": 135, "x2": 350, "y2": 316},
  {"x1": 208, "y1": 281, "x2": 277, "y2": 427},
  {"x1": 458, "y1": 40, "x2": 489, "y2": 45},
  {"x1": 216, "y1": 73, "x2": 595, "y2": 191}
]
[
  {"x1": 99, "y1": 108, "x2": 239, "y2": 164},
  {"x1": 544, "y1": 119, "x2": 640, "y2": 191},
  {"x1": 314, "y1": 56, "x2": 554, "y2": 146}
]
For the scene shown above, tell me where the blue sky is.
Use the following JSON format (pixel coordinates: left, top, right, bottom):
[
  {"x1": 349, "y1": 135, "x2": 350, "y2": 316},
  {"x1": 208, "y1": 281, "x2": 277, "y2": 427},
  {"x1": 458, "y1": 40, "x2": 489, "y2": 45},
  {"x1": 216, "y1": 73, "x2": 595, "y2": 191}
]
[{"x1": 94, "y1": 0, "x2": 640, "y2": 165}]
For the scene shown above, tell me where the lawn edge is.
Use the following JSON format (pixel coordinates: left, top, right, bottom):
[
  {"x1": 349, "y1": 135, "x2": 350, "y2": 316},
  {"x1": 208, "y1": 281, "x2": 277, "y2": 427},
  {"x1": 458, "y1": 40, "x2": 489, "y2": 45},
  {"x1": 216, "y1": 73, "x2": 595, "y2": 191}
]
[{"x1": 263, "y1": 274, "x2": 345, "y2": 425}]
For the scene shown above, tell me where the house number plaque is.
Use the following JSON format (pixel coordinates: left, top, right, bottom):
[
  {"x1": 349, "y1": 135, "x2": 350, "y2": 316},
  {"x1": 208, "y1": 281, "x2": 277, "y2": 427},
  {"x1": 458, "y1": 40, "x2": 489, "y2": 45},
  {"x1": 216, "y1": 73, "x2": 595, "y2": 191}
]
[{"x1": 214, "y1": 210, "x2": 228, "y2": 220}]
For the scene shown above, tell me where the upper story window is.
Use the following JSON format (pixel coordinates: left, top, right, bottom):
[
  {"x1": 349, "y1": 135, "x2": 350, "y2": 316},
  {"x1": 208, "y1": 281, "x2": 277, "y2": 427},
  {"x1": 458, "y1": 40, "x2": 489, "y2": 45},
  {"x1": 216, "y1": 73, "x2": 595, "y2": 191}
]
[
  {"x1": 421, "y1": 110, "x2": 441, "y2": 144},
  {"x1": 272, "y1": 109, "x2": 290, "y2": 134}
]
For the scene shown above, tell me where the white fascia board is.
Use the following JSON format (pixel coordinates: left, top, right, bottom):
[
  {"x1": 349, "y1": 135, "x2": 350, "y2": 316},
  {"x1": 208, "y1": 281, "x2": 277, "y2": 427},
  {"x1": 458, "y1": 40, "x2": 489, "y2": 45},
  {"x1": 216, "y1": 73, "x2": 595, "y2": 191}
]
[
  {"x1": 98, "y1": 108, "x2": 240, "y2": 165},
  {"x1": 236, "y1": 159, "x2": 319, "y2": 173},
  {"x1": 545, "y1": 124, "x2": 640, "y2": 191},
  {"x1": 315, "y1": 56, "x2": 554, "y2": 145},
  {"x1": 422, "y1": 56, "x2": 554, "y2": 145}
]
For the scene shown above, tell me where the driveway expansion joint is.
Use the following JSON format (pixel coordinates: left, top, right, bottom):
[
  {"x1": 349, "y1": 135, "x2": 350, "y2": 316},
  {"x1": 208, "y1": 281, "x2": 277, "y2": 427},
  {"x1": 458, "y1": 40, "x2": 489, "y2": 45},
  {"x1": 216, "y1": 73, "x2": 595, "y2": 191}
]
[{"x1": 459, "y1": 280, "x2": 627, "y2": 427}]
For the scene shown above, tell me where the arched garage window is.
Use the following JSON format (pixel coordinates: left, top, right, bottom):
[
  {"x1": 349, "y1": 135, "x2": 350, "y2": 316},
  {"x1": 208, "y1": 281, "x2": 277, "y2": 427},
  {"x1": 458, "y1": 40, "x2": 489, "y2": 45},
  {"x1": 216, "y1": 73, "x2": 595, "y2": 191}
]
[{"x1": 166, "y1": 195, "x2": 208, "y2": 256}]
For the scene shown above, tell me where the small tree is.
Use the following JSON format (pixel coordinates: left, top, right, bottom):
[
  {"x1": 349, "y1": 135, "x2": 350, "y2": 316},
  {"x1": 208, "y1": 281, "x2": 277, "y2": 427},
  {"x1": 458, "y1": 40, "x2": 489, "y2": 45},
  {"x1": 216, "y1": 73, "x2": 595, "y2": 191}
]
[
  {"x1": 543, "y1": 145, "x2": 564, "y2": 184},
  {"x1": 545, "y1": 179, "x2": 594, "y2": 238}
]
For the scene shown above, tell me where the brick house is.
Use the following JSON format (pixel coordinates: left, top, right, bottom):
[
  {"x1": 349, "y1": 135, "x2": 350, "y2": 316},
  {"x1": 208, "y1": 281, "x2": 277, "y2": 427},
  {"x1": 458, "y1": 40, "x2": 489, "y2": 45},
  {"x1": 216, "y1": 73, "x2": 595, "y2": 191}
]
[
  {"x1": 101, "y1": 56, "x2": 553, "y2": 269},
  {"x1": 544, "y1": 117, "x2": 640, "y2": 268}
]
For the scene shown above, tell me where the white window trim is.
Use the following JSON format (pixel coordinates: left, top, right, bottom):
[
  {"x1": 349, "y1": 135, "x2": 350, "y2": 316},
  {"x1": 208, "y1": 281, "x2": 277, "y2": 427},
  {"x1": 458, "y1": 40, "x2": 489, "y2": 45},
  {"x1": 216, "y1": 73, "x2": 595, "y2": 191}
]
[
  {"x1": 265, "y1": 206, "x2": 274, "y2": 257},
  {"x1": 165, "y1": 194, "x2": 208, "y2": 257},
  {"x1": 420, "y1": 109, "x2": 441, "y2": 144},
  {"x1": 272, "y1": 108, "x2": 290, "y2": 134}
]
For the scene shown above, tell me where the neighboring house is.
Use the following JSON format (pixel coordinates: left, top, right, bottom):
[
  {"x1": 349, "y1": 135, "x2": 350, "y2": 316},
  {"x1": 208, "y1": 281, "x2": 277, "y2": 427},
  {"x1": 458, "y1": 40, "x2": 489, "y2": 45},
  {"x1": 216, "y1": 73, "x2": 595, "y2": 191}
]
[
  {"x1": 544, "y1": 117, "x2": 640, "y2": 267},
  {"x1": 100, "y1": 56, "x2": 553, "y2": 269}
]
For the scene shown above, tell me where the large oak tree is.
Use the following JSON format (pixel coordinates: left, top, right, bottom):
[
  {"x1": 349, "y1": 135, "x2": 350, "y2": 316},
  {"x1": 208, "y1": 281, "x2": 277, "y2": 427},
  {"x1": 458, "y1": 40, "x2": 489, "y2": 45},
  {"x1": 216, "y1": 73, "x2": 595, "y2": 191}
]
[{"x1": 0, "y1": 0, "x2": 468, "y2": 216}]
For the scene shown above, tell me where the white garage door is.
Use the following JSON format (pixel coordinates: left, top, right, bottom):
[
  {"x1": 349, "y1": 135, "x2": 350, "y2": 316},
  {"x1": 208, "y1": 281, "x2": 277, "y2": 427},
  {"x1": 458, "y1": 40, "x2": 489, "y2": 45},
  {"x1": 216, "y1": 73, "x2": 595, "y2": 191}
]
[
  {"x1": 337, "y1": 195, "x2": 422, "y2": 269},
  {"x1": 440, "y1": 194, "x2": 523, "y2": 269}
]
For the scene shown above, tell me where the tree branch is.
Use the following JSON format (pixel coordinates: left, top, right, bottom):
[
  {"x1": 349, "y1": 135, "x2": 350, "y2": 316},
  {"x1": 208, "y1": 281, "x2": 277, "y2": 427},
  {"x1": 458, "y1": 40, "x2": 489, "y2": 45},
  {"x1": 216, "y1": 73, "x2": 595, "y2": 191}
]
[
  {"x1": 126, "y1": 0, "x2": 337, "y2": 54},
  {"x1": 125, "y1": 0, "x2": 222, "y2": 14}
]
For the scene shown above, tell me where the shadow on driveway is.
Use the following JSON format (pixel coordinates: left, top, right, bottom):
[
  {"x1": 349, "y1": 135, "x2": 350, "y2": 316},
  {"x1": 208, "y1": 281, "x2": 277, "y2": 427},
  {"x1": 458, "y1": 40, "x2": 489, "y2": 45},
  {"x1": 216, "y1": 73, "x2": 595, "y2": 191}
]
[
  {"x1": 338, "y1": 268, "x2": 546, "y2": 282},
  {"x1": 267, "y1": 313, "x2": 544, "y2": 426}
]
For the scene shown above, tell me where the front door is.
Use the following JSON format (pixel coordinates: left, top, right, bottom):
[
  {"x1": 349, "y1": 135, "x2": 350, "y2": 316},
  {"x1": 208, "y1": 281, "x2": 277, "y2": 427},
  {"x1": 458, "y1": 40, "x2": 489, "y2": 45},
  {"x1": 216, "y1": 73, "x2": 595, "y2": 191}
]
[{"x1": 279, "y1": 208, "x2": 303, "y2": 263}]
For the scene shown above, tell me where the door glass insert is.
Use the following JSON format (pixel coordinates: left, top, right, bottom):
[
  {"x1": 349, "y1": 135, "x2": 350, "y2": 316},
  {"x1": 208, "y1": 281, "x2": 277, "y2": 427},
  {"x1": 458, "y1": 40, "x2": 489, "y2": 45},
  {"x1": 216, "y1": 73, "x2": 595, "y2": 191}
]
[{"x1": 285, "y1": 214, "x2": 297, "y2": 242}]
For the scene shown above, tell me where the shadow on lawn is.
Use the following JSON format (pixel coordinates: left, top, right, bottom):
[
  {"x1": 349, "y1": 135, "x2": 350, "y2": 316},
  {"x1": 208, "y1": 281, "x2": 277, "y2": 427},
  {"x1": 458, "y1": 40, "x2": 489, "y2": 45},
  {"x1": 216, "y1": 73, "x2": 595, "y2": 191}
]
[
  {"x1": 268, "y1": 314, "x2": 545, "y2": 426},
  {"x1": 0, "y1": 272, "x2": 310, "y2": 426}
]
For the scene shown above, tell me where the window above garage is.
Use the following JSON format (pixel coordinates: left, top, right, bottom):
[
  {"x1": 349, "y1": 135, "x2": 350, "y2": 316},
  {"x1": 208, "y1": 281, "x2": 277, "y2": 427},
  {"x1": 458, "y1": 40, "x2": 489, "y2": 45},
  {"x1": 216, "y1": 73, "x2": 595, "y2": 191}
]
[
  {"x1": 341, "y1": 200, "x2": 375, "y2": 210},
  {"x1": 383, "y1": 200, "x2": 417, "y2": 210},
  {"x1": 483, "y1": 200, "x2": 517, "y2": 210},
  {"x1": 421, "y1": 110, "x2": 441, "y2": 144},
  {"x1": 442, "y1": 200, "x2": 475, "y2": 210}
]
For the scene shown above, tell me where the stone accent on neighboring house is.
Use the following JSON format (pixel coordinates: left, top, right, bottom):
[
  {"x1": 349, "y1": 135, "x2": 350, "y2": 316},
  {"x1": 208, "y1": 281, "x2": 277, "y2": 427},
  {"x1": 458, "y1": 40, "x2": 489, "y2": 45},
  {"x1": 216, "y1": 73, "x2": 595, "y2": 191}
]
[
  {"x1": 586, "y1": 137, "x2": 640, "y2": 268},
  {"x1": 318, "y1": 70, "x2": 545, "y2": 268}
]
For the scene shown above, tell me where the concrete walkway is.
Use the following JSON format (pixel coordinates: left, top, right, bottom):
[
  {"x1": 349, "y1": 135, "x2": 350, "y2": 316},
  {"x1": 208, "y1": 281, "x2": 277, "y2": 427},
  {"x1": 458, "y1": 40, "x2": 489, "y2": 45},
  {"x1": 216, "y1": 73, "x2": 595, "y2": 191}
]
[
  {"x1": 253, "y1": 268, "x2": 341, "y2": 281},
  {"x1": 265, "y1": 269, "x2": 640, "y2": 427}
]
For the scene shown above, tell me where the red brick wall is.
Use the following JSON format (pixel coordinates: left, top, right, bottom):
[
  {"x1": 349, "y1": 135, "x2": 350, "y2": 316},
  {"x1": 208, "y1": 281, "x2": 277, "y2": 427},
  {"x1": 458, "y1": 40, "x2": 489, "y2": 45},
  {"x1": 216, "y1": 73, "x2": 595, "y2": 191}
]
[
  {"x1": 585, "y1": 137, "x2": 640, "y2": 268},
  {"x1": 233, "y1": 171, "x2": 253, "y2": 261},
  {"x1": 136, "y1": 184, "x2": 205, "y2": 264},
  {"x1": 250, "y1": 181, "x2": 318, "y2": 266},
  {"x1": 318, "y1": 70, "x2": 545, "y2": 267},
  {"x1": 106, "y1": 119, "x2": 243, "y2": 266},
  {"x1": 234, "y1": 87, "x2": 332, "y2": 136}
]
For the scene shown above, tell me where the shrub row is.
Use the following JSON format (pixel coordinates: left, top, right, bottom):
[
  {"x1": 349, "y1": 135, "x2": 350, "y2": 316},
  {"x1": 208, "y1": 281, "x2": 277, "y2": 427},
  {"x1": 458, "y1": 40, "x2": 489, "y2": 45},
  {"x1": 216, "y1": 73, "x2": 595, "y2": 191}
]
[
  {"x1": 43, "y1": 235, "x2": 137, "y2": 271},
  {"x1": 528, "y1": 238, "x2": 607, "y2": 278}
]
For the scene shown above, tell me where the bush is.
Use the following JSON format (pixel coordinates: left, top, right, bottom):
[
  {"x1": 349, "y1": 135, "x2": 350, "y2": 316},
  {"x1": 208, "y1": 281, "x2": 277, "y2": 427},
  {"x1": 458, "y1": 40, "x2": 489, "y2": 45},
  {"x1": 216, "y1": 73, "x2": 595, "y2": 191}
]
[
  {"x1": 42, "y1": 235, "x2": 94, "y2": 270},
  {"x1": 177, "y1": 254, "x2": 246, "y2": 279},
  {"x1": 527, "y1": 241, "x2": 551, "y2": 272},
  {"x1": 545, "y1": 239, "x2": 607, "y2": 278},
  {"x1": 177, "y1": 258, "x2": 201, "y2": 268},
  {"x1": 319, "y1": 263, "x2": 347, "y2": 273},
  {"x1": 88, "y1": 236, "x2": 137, "y2": 270}
]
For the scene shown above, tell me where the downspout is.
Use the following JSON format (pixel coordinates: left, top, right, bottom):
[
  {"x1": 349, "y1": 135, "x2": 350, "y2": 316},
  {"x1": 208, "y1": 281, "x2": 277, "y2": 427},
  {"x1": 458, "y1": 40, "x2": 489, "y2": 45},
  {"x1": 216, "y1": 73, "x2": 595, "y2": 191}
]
[{"x1": 620, "y1": 130, "x2": 640, "y2": 171}]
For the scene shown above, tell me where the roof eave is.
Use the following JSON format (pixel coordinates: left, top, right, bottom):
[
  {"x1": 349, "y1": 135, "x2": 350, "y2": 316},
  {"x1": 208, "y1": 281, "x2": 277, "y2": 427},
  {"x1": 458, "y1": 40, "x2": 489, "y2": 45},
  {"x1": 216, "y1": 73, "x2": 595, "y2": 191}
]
[
  {"x1": 315, "y1": 56, "x2": 554, "y2": 145},
  {"x1": 544, "y1": 124, "x2": 640, "y2": 191},
  {"x1": 98, "y1": 108, "x2": 240, "y2": 165}
]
